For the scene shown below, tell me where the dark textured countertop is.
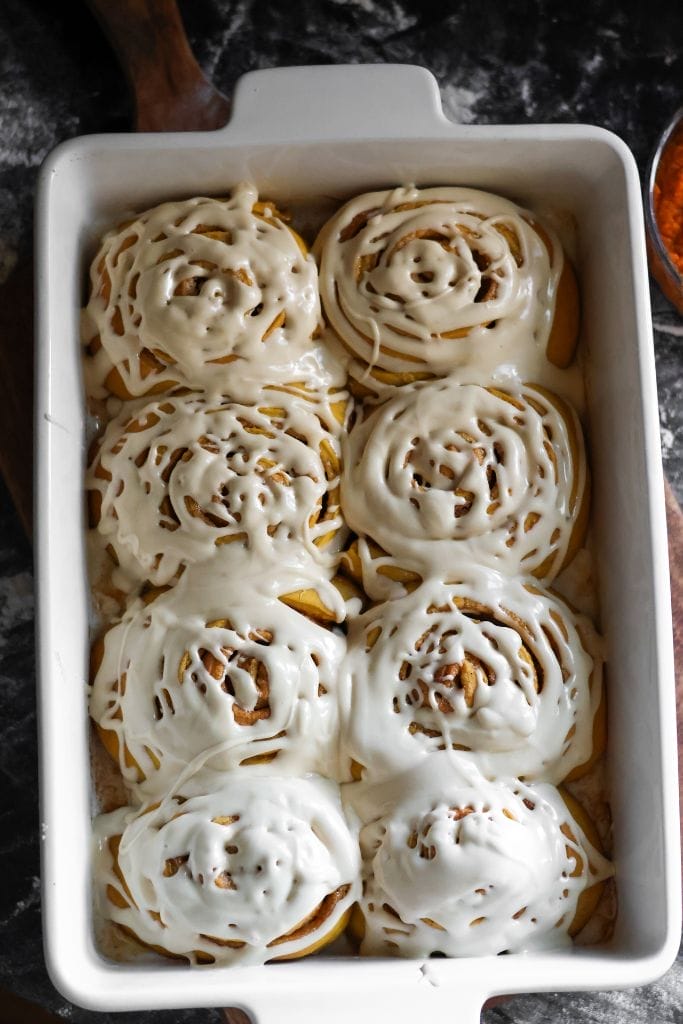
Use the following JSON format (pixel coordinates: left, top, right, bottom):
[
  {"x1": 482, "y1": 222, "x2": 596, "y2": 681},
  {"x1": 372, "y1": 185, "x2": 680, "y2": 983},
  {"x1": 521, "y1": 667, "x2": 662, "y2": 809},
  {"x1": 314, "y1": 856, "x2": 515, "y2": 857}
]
[{"x1": 0, "y1": 1, "x2": 681, "y2": 1022}]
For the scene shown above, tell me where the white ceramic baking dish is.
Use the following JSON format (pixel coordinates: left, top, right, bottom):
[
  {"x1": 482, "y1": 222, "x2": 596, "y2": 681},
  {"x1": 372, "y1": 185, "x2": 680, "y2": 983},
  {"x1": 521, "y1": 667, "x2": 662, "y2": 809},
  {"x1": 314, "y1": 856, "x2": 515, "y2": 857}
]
[{"x1": 35, "y1": 64, "x2": 680, "y2": 1021}]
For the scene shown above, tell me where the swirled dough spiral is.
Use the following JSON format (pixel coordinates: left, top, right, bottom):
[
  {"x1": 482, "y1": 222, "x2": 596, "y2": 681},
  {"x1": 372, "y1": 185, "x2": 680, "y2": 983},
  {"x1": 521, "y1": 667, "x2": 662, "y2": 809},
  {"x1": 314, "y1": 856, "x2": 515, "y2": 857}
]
[
  {"x1": 342, "y1": 571, "x2": 604, "y2": 785},
  {"x1": 95, "y1": 773, "x2": 361, "y2": 965},
  {"x1": 315, "y1": 186, "x2": 578, "y2": 392},
  {"x1": 90, "y1": 556, "x2": 348, "y2": 799},
  {"x1": 349, "y1": 757, "x2": 612, "y2": 957},
  {"x1": 82, "y1": 183, "x2": 330, "y2": 398},
  {"x1": 341, "y1": 381, "x2": 587, "y2": 586},
  {"x1": 84, "y1": 181, "x2": 610, "y2": 967},
  {"x1": 88, "y1": 385, "x2": 349, "y2": 587}
]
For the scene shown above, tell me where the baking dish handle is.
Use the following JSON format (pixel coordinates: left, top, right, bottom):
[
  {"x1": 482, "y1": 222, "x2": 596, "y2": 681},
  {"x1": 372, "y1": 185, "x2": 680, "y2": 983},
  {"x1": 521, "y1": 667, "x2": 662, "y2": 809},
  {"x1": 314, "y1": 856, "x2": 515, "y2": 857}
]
[
  {"x1": 226, "y1": 64, "x2": 452, "y2": 142},
  {"x1": 227, "y1": 983, "x2": 485, "y2": 1024}
]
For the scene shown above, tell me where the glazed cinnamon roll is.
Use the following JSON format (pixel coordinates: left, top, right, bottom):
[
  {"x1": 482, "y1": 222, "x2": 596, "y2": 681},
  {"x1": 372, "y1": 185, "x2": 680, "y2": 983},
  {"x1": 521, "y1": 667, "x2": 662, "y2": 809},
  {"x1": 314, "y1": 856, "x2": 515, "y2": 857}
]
[
  {"x1": 95, "y1": 773, "x2": 360, "y2": 965},
  {"x1": 89, "y1": 557, "x2": 347, "y2": 799},
  {"x1": 349, "y1": 757, "x2": 612, "y2": 957},
  {"x1": 342, "y1": 571, "x2": 605, "y2": 785},
  {"x1": 341, "y1": 381, "x2": 588, "y2": 591},
  {"x1": 88, "y1": 385, "x2": 349, "y2": 589},
  {"x1": 315, "y1": 186, "x2": 578, "y2": 393},
  {"x1": 82, "y1": 184, "x2": 329, "y2": 399}
]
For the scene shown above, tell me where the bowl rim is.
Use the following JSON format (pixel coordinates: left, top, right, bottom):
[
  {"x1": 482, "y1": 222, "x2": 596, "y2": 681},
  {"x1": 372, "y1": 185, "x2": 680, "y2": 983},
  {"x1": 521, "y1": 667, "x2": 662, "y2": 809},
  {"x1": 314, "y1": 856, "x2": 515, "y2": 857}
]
[{"x1": 645, "y1": 104, "x2": 683, "y2": 288}]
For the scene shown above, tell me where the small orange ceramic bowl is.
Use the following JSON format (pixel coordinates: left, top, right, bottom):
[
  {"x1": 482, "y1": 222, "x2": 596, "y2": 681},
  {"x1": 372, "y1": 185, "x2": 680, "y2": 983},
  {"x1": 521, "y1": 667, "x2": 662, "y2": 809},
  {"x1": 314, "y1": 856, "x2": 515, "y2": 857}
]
[{"x1": 646, "y1": 106, "x2": 683, "y2": 315}]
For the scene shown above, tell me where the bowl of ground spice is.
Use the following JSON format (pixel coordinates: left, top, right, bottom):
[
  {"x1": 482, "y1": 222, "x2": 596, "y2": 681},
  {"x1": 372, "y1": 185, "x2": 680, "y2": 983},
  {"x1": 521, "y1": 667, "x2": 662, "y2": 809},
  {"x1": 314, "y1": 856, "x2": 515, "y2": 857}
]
[{"x1": 646, "y1": 107, "x2": 683, "y2": 315}]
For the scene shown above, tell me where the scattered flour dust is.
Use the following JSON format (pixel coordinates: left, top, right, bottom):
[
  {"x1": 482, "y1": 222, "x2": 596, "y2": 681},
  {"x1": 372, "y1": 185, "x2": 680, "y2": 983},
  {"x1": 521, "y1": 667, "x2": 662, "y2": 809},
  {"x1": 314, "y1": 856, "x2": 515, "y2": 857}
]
[
  {"x1": 661, "y1": 425, "x2": 675, "y2": 457},
  {"x1": 1, "y1": 875, "x2": 40, "y2": 927},
  {"x1": 440, "y1": 80, "x2": 485, "y2": 124},
  {"x1": 654, "y1": 318, "x2": 683, "y2": 337},
  {"x1": 334, "y1": 0, "x2": 416, "y2": 24},
  {"x1": 659, "y1": 401, "x2": 680, "y2": 461}
]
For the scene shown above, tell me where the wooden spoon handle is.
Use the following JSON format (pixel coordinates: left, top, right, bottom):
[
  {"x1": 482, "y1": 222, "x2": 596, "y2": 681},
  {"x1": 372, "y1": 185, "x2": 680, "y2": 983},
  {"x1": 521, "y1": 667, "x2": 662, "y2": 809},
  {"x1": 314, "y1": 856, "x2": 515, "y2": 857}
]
[
  {"x1": 85, "y1": 0, "x2": 230, "y2": 131},
  {"x1": 664, "y1": 476, "x2": 683, "y2": 862}
]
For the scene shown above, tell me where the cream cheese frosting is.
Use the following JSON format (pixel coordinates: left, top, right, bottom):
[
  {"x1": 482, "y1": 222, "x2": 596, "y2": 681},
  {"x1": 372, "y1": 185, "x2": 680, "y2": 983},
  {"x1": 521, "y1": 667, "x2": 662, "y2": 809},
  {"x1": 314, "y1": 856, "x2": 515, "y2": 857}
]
[
  {"x1": 88, "y1": 384, "x2": 349, "y2": 588},
  {"x1": 82, "y1": 183, "x2": 330, "y2": 398},
  {"x1": 346, "y1": 756, "x2": 613, "y2": 957},
  {"x1": 89, "y1": 551, "x2": 349, "y2": 800},
  {"x1": 83, "y1": 181, "x2": 612, "y2": 968},
  {"x1": 341, "y1": 570, "x2": 603, "y2": 785},
  {"x1": 315, "y1": 185, "x2": 567, "y2": 393},
  {"x1": 342, "y1": 380, "x2": 587, "y2": 586},
  {"x1": 94, "y1": 772, "x2": 361, "y2": 965}
]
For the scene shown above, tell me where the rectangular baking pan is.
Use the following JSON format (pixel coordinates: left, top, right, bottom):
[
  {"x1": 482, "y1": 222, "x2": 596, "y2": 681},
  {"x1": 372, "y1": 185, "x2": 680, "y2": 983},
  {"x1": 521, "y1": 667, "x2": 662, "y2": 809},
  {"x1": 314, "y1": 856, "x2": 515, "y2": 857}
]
[{"x1": 35, "y1": 63, "x2": 681, "y2": 1020}]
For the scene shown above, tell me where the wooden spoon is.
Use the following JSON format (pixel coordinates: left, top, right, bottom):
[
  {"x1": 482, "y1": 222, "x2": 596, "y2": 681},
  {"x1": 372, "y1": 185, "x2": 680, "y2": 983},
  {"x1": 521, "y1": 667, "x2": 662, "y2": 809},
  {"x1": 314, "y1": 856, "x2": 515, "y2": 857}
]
[{"x1": 85, "y1": 0, "x2": 231, "y2": 131}]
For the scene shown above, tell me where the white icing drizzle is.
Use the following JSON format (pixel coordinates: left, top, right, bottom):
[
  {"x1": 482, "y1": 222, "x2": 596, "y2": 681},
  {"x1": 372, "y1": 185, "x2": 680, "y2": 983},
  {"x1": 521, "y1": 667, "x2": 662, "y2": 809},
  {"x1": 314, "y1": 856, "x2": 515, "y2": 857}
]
[
  {"x1": 342, "y1": 380, "x2": 586, "y2": 585},
  {"x1": 341, "y1": 571, "x2": 603, "y2": 785},
  {"x1": 88, "y1": 385, "x2": 349, "y2": 588},
  {"x1": 315, "y1": 186, "x2": 563, "y2": 391},
  {"x1": 83, "y1": 182, "x2": 613, "y2": 967},
  {"x1": 94, "y1": 772, "x2": 361, "y2": 965},
  {"x1": 82, "y1": 183, "x2": 327, "y2": 398},
  {"x1": 89, "y1": 552, "x2": 348, "y2": 800},
  {"x1": 346, "y1": 756, "x2": 613, "y2": 957}
]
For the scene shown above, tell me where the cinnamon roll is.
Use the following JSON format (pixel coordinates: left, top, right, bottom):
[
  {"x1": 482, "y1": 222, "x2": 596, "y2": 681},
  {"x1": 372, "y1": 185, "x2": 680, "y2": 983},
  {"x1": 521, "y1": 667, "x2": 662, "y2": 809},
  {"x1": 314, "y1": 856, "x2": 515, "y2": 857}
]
[
  {"x1": 315, "y1": 186, "x2": 579, "y2": 393},
  {"x1": 341, "y1": 381, "x2": 588, "y2": 590},
  {"x1": 342, "y1": 571, "x2": 605, "y2": 785},
  {"x1": 89, "y1": 557, "x2": 347, "y2": 798},
  {"x1": 348, "y1": 757, "x2": 612, "y2": 957},
  {"x1": 88, "y1": 385, "x2": 349, "y2": 589},
  {"x1": 82, "y1": 184, "x2": 329, "y2": 399},
  {"x1": 95, "y1": 773, "x2": 360, "y2": 965}
]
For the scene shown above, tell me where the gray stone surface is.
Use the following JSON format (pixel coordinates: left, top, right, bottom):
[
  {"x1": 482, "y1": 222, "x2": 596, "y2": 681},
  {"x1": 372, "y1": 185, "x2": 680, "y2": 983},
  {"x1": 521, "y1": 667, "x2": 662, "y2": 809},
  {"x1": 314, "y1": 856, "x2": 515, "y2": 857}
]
[{"x1": 0, "y1": 1, "x2": 681, "y2": 1021}]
